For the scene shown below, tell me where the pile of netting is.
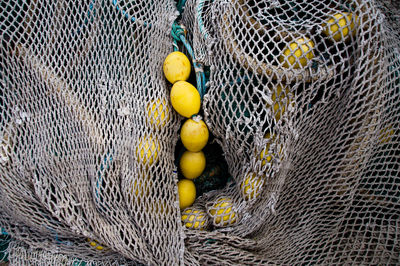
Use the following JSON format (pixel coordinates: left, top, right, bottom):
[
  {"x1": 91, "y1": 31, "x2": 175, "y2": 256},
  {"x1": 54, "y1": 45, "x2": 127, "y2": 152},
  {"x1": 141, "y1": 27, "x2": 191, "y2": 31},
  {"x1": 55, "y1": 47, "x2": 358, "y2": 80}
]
[{"x1": 1, "y1": 0, "x2": 399, "y2": 264}]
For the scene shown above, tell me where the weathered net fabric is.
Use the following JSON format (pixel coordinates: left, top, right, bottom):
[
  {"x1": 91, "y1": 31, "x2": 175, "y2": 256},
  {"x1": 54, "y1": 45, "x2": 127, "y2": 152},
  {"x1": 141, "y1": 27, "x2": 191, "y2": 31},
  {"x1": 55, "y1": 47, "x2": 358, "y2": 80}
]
[
  {"x1": 181, "y1": 0, "x2": 400, "y2": 264},
  {"x1": 1, "y1": 0, "x2": 184, "y2": 264},
  {"x1": 6, "y1": 240, "x2": 130, "y2": 265},
  {"x1": 1, "y1": 0, "x2": 400, "y2": 265}
]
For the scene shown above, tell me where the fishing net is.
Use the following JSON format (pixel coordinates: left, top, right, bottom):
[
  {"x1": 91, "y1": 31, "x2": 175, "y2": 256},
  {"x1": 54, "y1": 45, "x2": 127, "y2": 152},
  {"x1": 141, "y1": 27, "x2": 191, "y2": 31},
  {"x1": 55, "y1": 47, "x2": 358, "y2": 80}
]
[
  {"x1": 1, "y1": 0, "x2": 183, "y2": 264},
  {"x1": 1, "y1": 0, "x2": 399, "y2": 265},
  {"x1": 181, "y1": 0, "x2": 400, "y2": 264},
  {"x1": 6, "y1": 239, "x2": 126, "y2": 265}
]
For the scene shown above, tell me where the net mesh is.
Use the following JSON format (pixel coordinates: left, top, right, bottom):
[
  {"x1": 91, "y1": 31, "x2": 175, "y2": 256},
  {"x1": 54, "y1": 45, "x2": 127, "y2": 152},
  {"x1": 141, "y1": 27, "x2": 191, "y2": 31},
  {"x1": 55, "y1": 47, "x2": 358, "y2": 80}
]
[
  {"x1": 1, "y1": 0, "x2": 183, "y2": 264},
  {"x1": 6, "y1": 239, "x2": 134, "y2": 265},
  {"x1": 1, "y1": 0, "x2": 400, "y2": 264},
  {"x1": 182, "y1": 0, "x2": 400, "y2": 264}
]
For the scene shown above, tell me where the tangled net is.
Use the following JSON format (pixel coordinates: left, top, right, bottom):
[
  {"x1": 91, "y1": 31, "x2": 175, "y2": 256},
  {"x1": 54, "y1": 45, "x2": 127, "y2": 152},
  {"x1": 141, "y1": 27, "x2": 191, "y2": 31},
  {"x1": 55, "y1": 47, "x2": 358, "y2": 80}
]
[{"x1": 1, "y1": 0, "x2": 399, "y2": 264}]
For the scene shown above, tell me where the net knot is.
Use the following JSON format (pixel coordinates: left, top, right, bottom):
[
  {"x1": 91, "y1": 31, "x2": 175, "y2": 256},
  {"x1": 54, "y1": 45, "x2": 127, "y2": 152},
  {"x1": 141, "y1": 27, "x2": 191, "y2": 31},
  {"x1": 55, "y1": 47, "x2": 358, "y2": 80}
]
[{"x1": 171, "y1": 22, "x2": 186, "y2": 42}]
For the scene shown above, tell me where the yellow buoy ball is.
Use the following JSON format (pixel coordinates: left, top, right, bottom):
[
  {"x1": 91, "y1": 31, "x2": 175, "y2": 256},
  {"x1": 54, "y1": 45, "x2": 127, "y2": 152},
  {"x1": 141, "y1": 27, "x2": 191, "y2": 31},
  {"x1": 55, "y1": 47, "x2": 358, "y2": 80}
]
[
  {"x1": 163, "y1": 51, "x2": 191, "y2": 84},
  {"x1": 178, "y1": 179, "x2": 196, "y2": 209},
  {"x1": 181, "y1": 208, "x2": 209, "y2": 230},
  {"x1": 179, "y1": 150, "x2": 206, "y2": 179},
  {"x1": 258, "y1": 133, "x2": 283, "y2": 166},
  {"x1": 208, "y1": 198, "x2": 237, "y2": 227},
  {"x1": 170, "y1": 81, "x2": 201, "y2": 118},
  {"x1": 180, "y1": 118, "x2": 209, "y2": 152},
  {"x1": 259, "y1": 146, "x2": 272, "y2": 166},
  {"x1": 135, "y1": 135, "x2": 161, "y2": 166},
  {"x1": 279, "y1": 37, "x2": 315, "y2": 69},
  {"x1": 267, "y1": 84, "x2": 293, "y2": 122},
  {"x1": 146, "y1": 99, "x2": 170, "y2": 128},
  {"x1": 240, "y1": 173, "x2": 264, "y2": 201},
  {"x1": 88, "y1": 239, "x2": 105, "y2": 251},
  {"x1": 323, "y1": 12, "x2": 356, "y2": 42},
  {"x1": 259, "y1": 133, "x2": 273, "y2": 166}
]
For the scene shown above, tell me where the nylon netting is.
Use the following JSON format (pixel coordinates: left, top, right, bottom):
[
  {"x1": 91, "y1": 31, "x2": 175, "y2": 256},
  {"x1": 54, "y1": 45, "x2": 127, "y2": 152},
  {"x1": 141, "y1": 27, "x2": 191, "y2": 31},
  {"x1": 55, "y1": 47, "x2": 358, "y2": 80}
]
[
  {"x1": 1, "y1": 0, "x2": 400, "y2": 265},
  {"x1": 6, "y1": 239, "x2": 129, "y2": 265},
  {"x1": 1, "y1": 0, "x2": 184, "y2": 264}
]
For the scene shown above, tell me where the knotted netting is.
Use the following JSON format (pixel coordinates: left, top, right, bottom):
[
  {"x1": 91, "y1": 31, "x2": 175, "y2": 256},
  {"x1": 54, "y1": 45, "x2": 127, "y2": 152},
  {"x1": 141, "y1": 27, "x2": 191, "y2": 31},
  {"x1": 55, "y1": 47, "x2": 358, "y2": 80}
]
[
  {"x1": 1, "y1": 0, "x2": 400, "y2": 265},
  {"x1": 1, "y1": 0, "x2": 184, "y2": 264},
  {"x1": 181, "y1": 0, "x2": 400, "y2": 264}
]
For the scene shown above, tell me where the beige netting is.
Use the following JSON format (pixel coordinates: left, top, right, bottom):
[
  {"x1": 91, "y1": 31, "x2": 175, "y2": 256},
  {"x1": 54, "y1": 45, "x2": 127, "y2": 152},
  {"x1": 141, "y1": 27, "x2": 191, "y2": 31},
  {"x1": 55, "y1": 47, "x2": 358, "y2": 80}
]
[
  {"x1": 1, "y1": 0, "x2": 183, "y2": 264},
  {"x1": 1, "y1": 0, "x2": 400, "y2": 265},
  {"x1": 6, "y1": 240, "x2": 130, "y2": 265},
  {"x1": 181, "y1": 0, "x2": 400, "y2": 264}
]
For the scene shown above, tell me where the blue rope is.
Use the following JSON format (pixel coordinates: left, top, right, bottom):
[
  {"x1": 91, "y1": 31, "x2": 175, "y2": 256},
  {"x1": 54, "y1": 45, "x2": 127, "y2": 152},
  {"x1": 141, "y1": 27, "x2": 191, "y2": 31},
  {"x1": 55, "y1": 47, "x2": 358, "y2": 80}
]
[{"x1": 171, "y1": 22, "x2": 207, "y2": 99}]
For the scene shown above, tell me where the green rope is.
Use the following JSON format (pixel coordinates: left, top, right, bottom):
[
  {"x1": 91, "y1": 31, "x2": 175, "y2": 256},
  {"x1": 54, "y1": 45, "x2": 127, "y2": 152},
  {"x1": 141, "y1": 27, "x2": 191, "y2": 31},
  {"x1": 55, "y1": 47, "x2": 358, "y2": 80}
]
[
  {"x1": 177, "y1": 0, "x2": 187, "y2": 14},
  {"x1": 171, "y1": 22, "x2": 186, "y2": 42}
]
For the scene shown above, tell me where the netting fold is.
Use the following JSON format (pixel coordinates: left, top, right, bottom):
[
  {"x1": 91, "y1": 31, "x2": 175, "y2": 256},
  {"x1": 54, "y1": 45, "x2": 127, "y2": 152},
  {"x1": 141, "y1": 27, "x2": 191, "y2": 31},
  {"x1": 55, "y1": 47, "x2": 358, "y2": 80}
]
[{"x1": 1, "y1": 0, "x2": 400, "y2": 264}]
